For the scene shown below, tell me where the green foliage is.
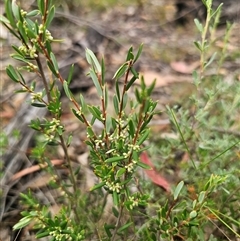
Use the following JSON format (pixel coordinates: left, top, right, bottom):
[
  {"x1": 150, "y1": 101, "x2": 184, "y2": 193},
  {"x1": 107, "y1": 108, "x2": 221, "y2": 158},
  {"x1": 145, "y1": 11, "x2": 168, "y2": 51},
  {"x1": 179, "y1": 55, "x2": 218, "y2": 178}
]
[{"x1": 1, "y1": 0, "x2": 239, "y2": 240}]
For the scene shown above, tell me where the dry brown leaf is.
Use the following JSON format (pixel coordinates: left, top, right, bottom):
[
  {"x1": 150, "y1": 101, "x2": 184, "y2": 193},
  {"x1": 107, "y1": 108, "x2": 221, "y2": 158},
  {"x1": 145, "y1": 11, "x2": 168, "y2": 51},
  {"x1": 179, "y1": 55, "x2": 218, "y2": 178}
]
[
  {"x1": 170, "y1": 61, "x2": 199, "y2": 74},
  {"x1": 140, "y1": 152, "x2": 170, "y2": 192}
]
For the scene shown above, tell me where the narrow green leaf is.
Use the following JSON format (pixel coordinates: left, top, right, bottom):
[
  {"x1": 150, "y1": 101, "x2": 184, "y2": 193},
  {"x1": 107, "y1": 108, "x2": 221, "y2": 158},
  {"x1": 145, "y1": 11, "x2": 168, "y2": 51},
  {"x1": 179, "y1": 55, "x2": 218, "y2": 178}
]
[
  {"x1": 194, "y1": 41, "x2": 202, "y2": 52},
  {"x1": 134, "y1": 43, "x2": 143, "y2": 63},
  {"x1": 18, "y1": 71, "x2": 26, "y2": 84},
  {"x1": 202, "y1": 141, "x2": 240, "y2": 168},
  {"x1": 168, "y1": 107, "x2": 196, "y2": 169},
  {"x1": 111, "y1": 118, "x2": 117, "y2": 130},
  {"x1": 26, "y1": 28, "x2": 37, "y2": 39},
  {"x1": 25, "y1": 18, "x2": 35, "y2": 32},
  {"x1": 66, "y1": 134, "x2": 73, "y2": 146},
  {"x1": 30, "y1": 81, "x2": 36, "y2": 91},
  {"x1": 128, "y1": 119, "x2": 135, "y2": 138},
  {"x1": 79, "y1": 94, "x2": 87, "y2": 113},
  {"x1": 6, "y1": 65, "x2": 19, "y2": 82},
  {"x1": 72, "y1": 108, "x2": 84, "y2": 123},
  {"x1": 194, "y1": 18, "x2": 203, "y2": 32},
  {"x1": 37, "y1": 0, "x2": 45, "y2": 15},
  {"x1": 17, "y1": 21, "x2": 28, "y2": 43},
  {"x1": 88, "y1": 106, "x2": 102, "y2": 121},
  {"x1": 31, "y1": 103, "x2": 46, "y2": 108},
  {"x1": 211, "y1": 3, "x2": 223, "y2": 18},
  {"x1": 105, "y1": 156, "x2": 125, "y2": 163},
  {"x1": 126, "y1": 46, "x2": 134, "y2": 61},
  {"x1": 67, "y1": 64, "x2": 74, "y2": 84},
  {"x1": 106, "y1": 115, "x2": 112, "y2": 133},
  {"x1": 116, "y1": 168, "x2": 126, "y2": 178},
  {"x1": 140, "y1": 116, "x2": 153, "y2": 132},
  {"x1": 87, "y1": 126, "x2": 95, "y2": 138},
  {"x1": 115, "y1": 80, "x2": 120, "y2": 101},
  {"x1": 45, "y1": 5, "x2": 55, "y2": 28},
  {"x1": 135, "y1": 88, "x2": 141, "y2": 103},
  {"x1": 113, "y1": 95, "x2": 119, "y2": 115},
  {"x1": 204, "y1": 52, "x2": 217, "y2": 69},
  {"x1": 26, "y1": 10, "x2": 40, "y2": 17},
  {"x1": 0, "y1": 15, "x2": 10, "y2": 24},
  {"x1": 104, "y1": 85, "x2": 108, "y2": 109},
  {"x1": 11, "y1": 54, "x2": 29, "y2": 63},
  {"x1": 45, "y1": 40, "x2": 52, "y2": 55},
  {"x1": 90, "y1": 181, "x2": 105, "y2": 191},
  {"x1": 86, "y1": 48, "x2": 101, "y2": 72},
  {"x1": 137, "y1": 129, "x2": 150, "y2": 145},
  {"x1": 90, "y1": 115, "x2": 96, "y2": 126},
  {"x1": 36, "y1": 231, "x2": 50, "y2": 239},
  {"x1": 11, "y1": 45, "x2": 24, "y2": 56},
  {"x1": 118, "y1": 221, "x2": 133, "y2": 233},
  {"x1": 47, "y1": 60, "x2": 58, "y2": 77},
  {"x1": 133, "y1": 151, "x2": 139, "y2": 162},
  {"x1": 50, "y1": 52, "x2": 59, "y2": 72},
  {"x1": 13, "y1": 217, "x2": 32, "y2": 230},
  {"x1": 192, "y1": 70, "x2": 200, "y2": 86},
  {"x1": 104, "y1": 223, "x2": 114, "y2": 238},
  {"x1": 112, "y1": 207, "x2": 119, "y2": 218},
  {"x1": 20, "y1": 193, "x2": 36, "y2": 206},
  {"x1": 126, "y1": 75, "x2": 138, "y2": 91},
  {"x1": 194, "y1": 18, "x2": 203, "y2": 33},
  {"x1": 5, "y1": 0, "x2": 16, "y2": 28},
  {"x1": 137, "y1": 161, "x2": 151, "y2": 170},
  {"x1": 122, "y1": 93, "x2": 128, "y2": 110},
  {"x1": 113, "y1": 63, "x2": 128, "y2": 79},
  {"x1": 140, "y1": 75, "x2": 146, "y2": 89},
  {"x1": 174, "y1": 181, "x2": 184, "y2": 200},
  {"x1": 113, "y1": 191, "x2": 119, "y2": 205},
  {"x1": 63, "y1": 80, "x2": 72, "y2": 100},
  {"x1": 130, "y1": 67, "x2": 139, "y2": 78},
  {"x1": 15, "y1": 89, "x2": 28, "y2": 93},
  {"x1": 11, "y1": 0, "x2": 20, "y2": 21},
  {"x1": 147, "y1": 79, "x2": 156, "y2": 96},
  {"x1": 89, "y1": 69, "x2": 102, "y2": 96}
]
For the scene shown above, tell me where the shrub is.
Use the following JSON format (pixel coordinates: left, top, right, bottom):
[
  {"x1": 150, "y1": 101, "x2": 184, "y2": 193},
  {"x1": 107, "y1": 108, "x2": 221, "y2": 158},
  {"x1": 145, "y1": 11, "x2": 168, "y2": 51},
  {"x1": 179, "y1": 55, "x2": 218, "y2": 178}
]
[{"x1": 1, "y1": 0, "x2": 239, "y2": 240}]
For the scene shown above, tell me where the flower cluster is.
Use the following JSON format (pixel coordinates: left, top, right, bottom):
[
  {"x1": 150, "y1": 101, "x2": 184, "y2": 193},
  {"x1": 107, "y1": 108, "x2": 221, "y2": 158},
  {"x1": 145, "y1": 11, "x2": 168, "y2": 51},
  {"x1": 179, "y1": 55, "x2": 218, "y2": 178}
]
[
  {"x1": 48, "y1": 118, "x2": 63, "y2": 133},
  {"x1": 19, "y1": 45, "x2": 38, "y2": 58},
  {"x1": 125, "y1": 160, "x2": 137, "y2": 173},
  {"x1": 31, "y1": 92, "x2": 43, "y2": 102},
  {"x1": 49, "y1": 227, "x2": 73, "y2": 241},
  {"x1": 105, "y1": 180, "x2": 122, "y2": 193},
  {"x1": 44, "y1": 118, "x2": 63, "y2": 142},
  {"x1": 128, "y1": 195, "x2": 139, "y2": 210},
  {"x1": 39, "y1": 24, "x2": 53, "y2": 41}
]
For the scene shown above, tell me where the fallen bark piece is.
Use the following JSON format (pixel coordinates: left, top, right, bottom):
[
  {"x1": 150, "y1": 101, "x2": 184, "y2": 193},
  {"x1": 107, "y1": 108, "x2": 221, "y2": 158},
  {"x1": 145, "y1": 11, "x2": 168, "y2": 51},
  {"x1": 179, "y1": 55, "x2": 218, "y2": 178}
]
[{"x1": 10, "y1": 159, "x2": 65, "y2": 182}]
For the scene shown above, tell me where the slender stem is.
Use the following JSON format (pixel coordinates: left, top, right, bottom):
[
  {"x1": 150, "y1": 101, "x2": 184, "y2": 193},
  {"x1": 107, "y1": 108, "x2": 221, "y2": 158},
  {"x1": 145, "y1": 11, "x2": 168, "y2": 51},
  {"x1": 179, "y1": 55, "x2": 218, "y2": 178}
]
[
  {"x1": 43, "y1": 0, "x2": 49, "y2": 23},
  {"x1": 59, "y1": 135, "x2": 81, "y2": 223},
  {"x1": 111, "y1": 202, "x2": 124, "y2": 241},
  {"x1": 200, "y1": 6, "x2": 211, "y2": 76},
  {"x1": 166, "y1": 200, "x2": 177, "y2": 219},
  {"x1": 35, "y1": 56, "x2": 51, "y2": 102}
]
